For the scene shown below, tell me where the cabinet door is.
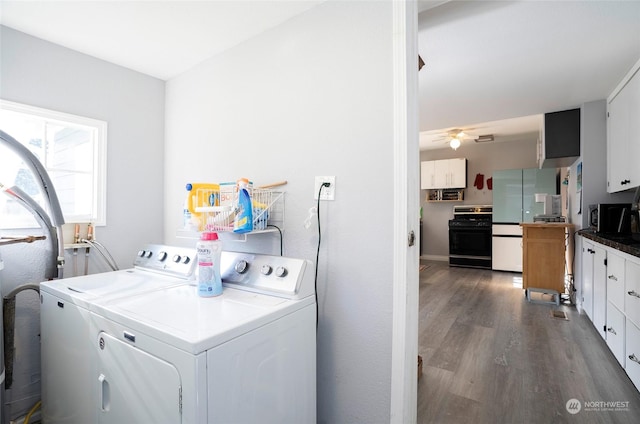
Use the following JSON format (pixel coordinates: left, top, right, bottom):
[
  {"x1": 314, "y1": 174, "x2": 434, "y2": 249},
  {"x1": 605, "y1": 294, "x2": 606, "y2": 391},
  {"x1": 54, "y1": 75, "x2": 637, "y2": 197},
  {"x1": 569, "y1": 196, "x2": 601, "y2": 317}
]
[
  {"x1": 606, "y1": 250, "x2": 625, "y2": 311},
  {"x1": 593, "y1": 245, "x2": 607, "y2": 339},
  {"x1": 626, "y1": 319, "x2": 640, "y2": 391},
  {"x1": 492, "y1": 169, "x2": 523, "y2": 223},
  {"x1": 625, "y1": 259, "x2": 640, "y2": 328},
  {"x1": 608, "y1": 74, "x2": 632, "y2": 193},
  {"x1": 582, "y1": 240, "x2": 594, "y2": 320},
  {"x1": 420, "y1": 161, "x2": 436, "y2": 189},
  {"x1": 448, "y1": 158, "x2": 467, "y2": 188},
  {"x1": 434, "y1": 159, "x2": 449, "y2": 188},
  {"x1": 628, "y1": 70, "x2": 640, "y2": 187},
  {"x1": 605, "y1": 303, "x2": 625, "y2": 367}
]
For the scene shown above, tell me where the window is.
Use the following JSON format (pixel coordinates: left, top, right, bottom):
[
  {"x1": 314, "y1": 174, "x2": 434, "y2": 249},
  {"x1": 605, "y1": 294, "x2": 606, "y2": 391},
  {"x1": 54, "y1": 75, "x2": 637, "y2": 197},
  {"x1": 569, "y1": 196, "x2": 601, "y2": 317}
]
[{"x1": 0, "y1": 100, "x2": 107, "y2": 229}]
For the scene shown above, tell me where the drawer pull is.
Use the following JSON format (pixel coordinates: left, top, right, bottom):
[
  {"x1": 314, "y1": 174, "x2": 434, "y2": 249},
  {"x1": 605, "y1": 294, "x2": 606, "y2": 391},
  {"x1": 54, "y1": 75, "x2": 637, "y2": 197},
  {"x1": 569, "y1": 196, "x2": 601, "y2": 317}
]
[
  {"x1": 628, "y1": 290, "x2": 640, "y2": 299},
  {"x1": 629, "y1": 354, "x2": 640, "y2": 365},
  {"x1": 607, "y1": 327, "x2": 617, "y2": 335},
  {"x1": 608, "y1": 274, "x2": 618, "y2": 281}
]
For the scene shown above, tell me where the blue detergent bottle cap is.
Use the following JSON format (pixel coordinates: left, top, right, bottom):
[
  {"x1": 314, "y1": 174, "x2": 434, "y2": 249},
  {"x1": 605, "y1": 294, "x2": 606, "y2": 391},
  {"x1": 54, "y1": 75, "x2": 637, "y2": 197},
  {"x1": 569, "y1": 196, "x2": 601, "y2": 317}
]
[{"x1": 186, "y1": 183, "x2": 193, "y2": 191}]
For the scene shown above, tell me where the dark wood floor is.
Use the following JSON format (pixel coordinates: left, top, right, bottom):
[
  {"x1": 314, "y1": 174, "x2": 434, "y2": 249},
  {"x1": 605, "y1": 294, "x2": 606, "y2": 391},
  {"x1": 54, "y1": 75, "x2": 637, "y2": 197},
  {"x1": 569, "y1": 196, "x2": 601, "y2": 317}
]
[{"x1": 417, "y1": 260, "x2": 640, "y2": 424}]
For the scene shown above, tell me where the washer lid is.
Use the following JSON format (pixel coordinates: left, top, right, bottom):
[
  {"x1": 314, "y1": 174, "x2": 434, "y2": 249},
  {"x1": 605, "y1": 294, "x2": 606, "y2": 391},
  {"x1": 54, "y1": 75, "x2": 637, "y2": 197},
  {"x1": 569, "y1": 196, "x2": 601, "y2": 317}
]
[
  {"x1": 93, "y1": 284, "x2": 314, "y2": 354},
  {"x1": 40, "y1": 269, "x2": 188, "y2": 308}
]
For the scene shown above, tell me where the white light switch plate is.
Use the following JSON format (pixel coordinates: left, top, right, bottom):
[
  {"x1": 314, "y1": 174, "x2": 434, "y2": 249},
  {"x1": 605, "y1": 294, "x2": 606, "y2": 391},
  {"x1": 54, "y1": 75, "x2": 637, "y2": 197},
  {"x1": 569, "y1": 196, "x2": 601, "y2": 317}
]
[{"x1": 314, "y1": 176, "x2": 335, "y2": 200}]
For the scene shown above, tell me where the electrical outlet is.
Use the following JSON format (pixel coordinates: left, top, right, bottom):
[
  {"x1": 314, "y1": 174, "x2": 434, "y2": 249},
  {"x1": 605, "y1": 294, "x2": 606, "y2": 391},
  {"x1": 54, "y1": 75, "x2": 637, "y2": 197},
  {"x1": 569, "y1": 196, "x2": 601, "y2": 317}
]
[{"x1": 314, "y1": 176, "x2": 335, "y2": 200}]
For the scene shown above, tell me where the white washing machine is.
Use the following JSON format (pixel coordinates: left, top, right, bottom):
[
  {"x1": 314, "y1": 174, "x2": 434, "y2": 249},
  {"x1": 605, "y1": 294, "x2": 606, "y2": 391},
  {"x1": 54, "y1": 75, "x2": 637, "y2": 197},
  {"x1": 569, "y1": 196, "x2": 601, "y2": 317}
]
[
  {"x1": 40, "y1": 244, "x2": 197, "y2": 423},
  {"x1": 41, "y1": 247, "x2": 316, "y2": 424}
]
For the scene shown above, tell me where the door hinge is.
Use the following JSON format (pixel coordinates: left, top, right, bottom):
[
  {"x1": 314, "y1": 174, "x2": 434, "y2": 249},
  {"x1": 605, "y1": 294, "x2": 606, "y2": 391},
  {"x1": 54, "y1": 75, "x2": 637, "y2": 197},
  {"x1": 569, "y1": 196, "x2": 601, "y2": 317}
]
[{"x1": 604, "y1": 258, "x2": 607, "y2": 266}]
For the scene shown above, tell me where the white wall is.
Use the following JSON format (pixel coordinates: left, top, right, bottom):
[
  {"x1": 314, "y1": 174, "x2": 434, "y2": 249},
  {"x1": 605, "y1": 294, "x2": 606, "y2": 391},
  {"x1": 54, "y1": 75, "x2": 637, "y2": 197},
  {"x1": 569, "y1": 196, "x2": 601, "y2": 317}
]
[
  {"x1": 419, "y1": 138, "x2": 538, "y2": 258},
  {"x1": 0, "y1": 25, "x2": 165, "y2": 419},
  {"x1": 164, "y1": 2, "x2": 397, "y2": 422}
]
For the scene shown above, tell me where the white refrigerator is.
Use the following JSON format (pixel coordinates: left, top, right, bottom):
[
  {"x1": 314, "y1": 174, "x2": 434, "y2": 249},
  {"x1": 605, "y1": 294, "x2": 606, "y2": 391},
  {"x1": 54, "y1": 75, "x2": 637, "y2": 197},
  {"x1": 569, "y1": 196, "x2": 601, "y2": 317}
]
[{"x1": 492, "y1": 168, "x2": 557, "y2": 272}]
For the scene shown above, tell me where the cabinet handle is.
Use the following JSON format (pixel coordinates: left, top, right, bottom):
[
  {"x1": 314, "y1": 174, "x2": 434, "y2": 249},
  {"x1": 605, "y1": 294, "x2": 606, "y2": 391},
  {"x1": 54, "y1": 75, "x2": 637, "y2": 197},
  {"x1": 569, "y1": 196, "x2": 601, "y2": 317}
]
[
  {"x1": 607, "y1": 327, "x2": 617, "y2": 335},
  {"x1": 608, "y1": 274, "x2": 618, "y2": 281},
  {"x1": 621, "y1": 179, "x2": 631, "y2": 185},
  {"x1": 630, "y1": 354, "x2": 640, "y2": 365},
  {"x1": 628, "y1": 290, "x2": 640, "y2": 299}
]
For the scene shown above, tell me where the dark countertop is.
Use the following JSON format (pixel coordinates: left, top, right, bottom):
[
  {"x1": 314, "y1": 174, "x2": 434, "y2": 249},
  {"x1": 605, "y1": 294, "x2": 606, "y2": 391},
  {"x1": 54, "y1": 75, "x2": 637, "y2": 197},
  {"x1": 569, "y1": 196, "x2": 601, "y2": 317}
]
[{"x1": 578, "y1": 229, "x2": 640, "y2": 259}]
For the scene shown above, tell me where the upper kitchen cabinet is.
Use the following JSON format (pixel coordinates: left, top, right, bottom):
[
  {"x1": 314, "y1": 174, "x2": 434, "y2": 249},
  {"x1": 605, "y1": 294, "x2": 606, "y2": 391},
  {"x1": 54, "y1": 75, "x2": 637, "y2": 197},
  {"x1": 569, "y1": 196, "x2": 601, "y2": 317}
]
[
  {"x1": 538, "y1": 108, "x2": 580, "y2": 169},
  {"x1": 420, "y1": 158, "x2": 467, "y2": 189},
  {"x1": 607, "y1": 57, "x2": 640, "y2": 193}
]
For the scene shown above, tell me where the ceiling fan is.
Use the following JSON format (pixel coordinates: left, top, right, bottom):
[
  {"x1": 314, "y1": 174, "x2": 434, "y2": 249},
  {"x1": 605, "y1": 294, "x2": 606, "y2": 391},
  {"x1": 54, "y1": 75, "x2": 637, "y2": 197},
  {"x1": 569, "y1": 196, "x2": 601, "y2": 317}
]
[{"x1": 431, "y1": 128, "x2": 478, "y2": 150}]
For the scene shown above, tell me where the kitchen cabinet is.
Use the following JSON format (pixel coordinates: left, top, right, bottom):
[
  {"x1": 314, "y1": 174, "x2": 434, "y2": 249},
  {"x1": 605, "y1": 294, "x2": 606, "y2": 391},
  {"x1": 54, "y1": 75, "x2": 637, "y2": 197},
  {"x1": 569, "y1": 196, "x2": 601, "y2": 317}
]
[
  {"x1": 538, "y1": 108, "x2": 581, "y2": 169},
  {"x1": 607, "y1": 304, "x2": 626, "y2": 367},
  {"x1": 420, "y1": 158, "x2": 466, "y2": 189},
  {"x1": 592, "y1": 244, "x2": 607, "y2": 339},
  {"x1": 492, "y1": 168, "x2": 557, "y2": 224},
  {"x1": 607, "y1": 57, "x2": 640, "y2": 193},
  {"x1": 578, "y1": 234, "x2": 640, "y2": 391},
  {"x1": 626, "y1": 319, "x2": 640, "y2": 390},
  {"x1": 626, "y1": 259, "x2": 640, "y2": 328},
  {"x1": 521, "y1": 223, "x2": 572, "y2": 298}
]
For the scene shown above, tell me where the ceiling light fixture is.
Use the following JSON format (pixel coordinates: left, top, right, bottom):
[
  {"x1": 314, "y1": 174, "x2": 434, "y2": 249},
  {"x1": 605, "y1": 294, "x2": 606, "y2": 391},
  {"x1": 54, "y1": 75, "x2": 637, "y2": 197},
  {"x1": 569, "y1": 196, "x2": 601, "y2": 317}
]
[{"x1": 449, "y1": 137, "x2": 461, "y2": 150}]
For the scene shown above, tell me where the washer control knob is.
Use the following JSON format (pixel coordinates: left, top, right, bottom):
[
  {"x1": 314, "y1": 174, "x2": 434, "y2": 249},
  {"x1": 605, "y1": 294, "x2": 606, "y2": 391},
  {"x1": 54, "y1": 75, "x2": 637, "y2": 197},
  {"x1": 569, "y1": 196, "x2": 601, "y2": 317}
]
[
  {"x1": 275, "y1": 266, "x2": 287, "y2": 278},
  {"x1": 172, "y1": 254, "x2": 181, "y2": 263},
  {"x1": 158, "y1": 251, "x2": 168, "y2": 261},
  {"x1": 182, "y1": 256, "x2": 191, "y2": 265},
  {"x1": 235, "y1": 260, "x2": 249, "y2": 274},
  {"x1": 145, "y1": 251, "x2": 153, "y2": 258},
  {"x1": 138, "y1": 250, "x2": 145, "y2": 257},
  {"x1": 261, "y1": 265, "x2": 273, "y2": 275}
]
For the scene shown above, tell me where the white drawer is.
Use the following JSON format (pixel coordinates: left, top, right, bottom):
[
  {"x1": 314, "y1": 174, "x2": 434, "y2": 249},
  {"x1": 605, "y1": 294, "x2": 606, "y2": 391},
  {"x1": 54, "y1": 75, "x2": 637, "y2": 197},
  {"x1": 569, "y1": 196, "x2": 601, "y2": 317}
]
[
  {"x1": 606, "y1": 302, "x2": 626, "y2": 368},
  {"x1": 607, "y1": 251, "x2": 626, "y2": 311},
  {"x1": 625, "y1": 260, "x2": 640, "y2": 327},
  {"x1": 625, "y1": 319, "x2": 640, "y2": 392}
]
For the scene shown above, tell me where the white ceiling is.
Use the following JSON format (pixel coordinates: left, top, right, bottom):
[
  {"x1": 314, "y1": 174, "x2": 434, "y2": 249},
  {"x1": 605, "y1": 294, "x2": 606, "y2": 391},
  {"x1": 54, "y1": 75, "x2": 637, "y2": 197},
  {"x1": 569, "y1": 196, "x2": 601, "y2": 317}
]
[
  {"x1": 0, "y1": 0, "x2": 324, "y2": 80},
  {"x1": 1, "y1": 1, "x2": 639, "y2": 151},
  {"x1": 418, "y1": 0, "x2": 640, "y2": 150}
]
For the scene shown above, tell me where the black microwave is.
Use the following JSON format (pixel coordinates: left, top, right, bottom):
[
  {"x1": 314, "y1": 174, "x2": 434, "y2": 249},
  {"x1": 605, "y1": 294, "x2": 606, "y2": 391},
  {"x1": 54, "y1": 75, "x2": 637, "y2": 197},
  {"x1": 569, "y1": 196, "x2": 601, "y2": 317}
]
[{"x1": 589, "y1": 203, "x2": 632, "y2": 234}]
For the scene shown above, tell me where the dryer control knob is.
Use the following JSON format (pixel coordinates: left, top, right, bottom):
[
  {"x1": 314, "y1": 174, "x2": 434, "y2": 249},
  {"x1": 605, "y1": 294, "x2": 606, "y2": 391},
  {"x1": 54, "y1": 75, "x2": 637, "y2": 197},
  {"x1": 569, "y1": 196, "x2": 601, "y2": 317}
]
[
  {"x1": 182, "y1": 256, "x2": 191, "y2": 265},
  {"x1": 235, "y1": 260, "x2": 249, "y2": 274},
  {"x1": 275, "y1": 266, "x2": 287, "y2": 278},
  {"x1": 145, "y1": 251, "x2": 153, "y2": 258},
  {"x1": 261, "y1": 265, "x2": 273, "y2": 275},
  {"x1": 158, "y1": 251, "x2": 168, "y2": 261},
  {"x1": 172, "y1": 254, "x2": 181, "y2": 263},
  {"x1": 138, "y1": 250, "x2": 145, "y2": 257}
]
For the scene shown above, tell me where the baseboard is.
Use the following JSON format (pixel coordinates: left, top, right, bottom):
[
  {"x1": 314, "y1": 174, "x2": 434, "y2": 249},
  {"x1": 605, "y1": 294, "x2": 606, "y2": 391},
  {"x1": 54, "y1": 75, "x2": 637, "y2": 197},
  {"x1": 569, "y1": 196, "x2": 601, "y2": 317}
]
[{"x1": 420, "y1": 255, "x2": 448, "y2": 262}]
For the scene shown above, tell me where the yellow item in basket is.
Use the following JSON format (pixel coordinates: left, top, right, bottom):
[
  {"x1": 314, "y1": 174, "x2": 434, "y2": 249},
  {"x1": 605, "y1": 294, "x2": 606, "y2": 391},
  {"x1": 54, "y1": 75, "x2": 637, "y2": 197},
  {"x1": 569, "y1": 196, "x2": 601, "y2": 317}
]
[{"x1": 186, "y1": 183, "x2": 220, "y2": 215}]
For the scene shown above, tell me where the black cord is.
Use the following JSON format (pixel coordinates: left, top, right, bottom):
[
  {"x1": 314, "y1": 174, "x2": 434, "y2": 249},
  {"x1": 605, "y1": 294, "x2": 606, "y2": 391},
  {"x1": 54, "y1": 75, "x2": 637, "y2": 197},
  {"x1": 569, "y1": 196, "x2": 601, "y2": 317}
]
[
  {"x1": 315, "y1": 183, "x2": 330, "y2": 329},
  {"x1": 267, "y1": 224, "x2": 283, "y2": 256}
]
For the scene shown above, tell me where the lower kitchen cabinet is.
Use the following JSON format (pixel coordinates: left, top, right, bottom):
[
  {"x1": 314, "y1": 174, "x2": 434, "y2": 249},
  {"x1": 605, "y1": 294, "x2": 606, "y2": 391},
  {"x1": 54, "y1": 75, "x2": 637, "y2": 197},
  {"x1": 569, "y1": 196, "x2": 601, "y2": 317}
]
[
  {"x1": 580, "y1": 234, "x2": 640, "y2": 393},
  {"x1": 625, "y1": 260, "x2": 640, "y2": 326},
  {"x1": 626, "y1": 319, "x2": 640, "y2": 391},
  {"x1": 606, "y1": 302, "x2": 626, "y2": 367}
]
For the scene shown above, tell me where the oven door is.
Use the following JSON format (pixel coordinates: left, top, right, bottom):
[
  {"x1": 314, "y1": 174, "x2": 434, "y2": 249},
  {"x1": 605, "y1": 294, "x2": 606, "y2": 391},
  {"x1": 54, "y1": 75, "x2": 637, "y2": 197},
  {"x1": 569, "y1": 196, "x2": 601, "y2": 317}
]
[{"x1": 449, "y1": 224, "x2": 492, "y2": 268}]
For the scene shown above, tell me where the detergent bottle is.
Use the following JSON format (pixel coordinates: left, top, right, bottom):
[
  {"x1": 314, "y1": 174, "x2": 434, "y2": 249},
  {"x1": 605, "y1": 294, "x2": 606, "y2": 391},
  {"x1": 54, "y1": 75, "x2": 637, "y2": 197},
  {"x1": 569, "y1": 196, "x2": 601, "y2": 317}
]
[
  {"x1": 196, "y1": 232, "x2": 223, "y2": 297},
  {"x1": 233, "y1": 178, "x2": 253, "y2": 233}
]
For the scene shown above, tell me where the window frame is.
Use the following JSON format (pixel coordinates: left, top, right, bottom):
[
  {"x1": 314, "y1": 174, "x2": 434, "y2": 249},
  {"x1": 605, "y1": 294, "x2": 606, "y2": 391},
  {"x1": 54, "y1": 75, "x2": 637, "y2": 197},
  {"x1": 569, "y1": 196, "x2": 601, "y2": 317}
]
[{"x1": 0, "y1": 99, "x2": 108, "y2": 227}]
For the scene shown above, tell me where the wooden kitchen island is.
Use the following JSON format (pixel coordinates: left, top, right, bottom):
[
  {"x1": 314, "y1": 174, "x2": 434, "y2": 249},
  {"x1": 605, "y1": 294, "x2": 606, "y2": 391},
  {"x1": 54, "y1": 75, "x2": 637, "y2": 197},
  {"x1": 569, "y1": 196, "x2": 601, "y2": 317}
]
[{"x1": 520, "y1": 222, "x2": 574, "y2": 304}]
